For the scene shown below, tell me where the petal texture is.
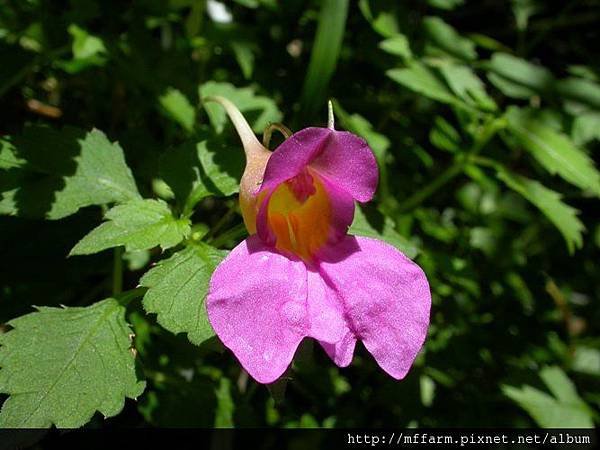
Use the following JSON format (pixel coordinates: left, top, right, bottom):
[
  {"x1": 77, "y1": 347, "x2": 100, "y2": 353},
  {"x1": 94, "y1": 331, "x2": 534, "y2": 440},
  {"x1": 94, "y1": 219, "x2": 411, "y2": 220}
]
[
  {"x1": 206, "y1": 235, "x2": 309, "y2": 383},
  {"x1": 317, "y1": 236, "x2": 431, "y2": 379},
  {"x1": 259, "y1": 127, "x2": 378, "y2": 203}
]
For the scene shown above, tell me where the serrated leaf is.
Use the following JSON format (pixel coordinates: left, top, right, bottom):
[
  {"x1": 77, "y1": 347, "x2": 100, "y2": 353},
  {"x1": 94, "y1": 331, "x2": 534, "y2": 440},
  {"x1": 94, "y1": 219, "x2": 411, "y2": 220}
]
[
  {"x1": 198, "y1": 139, "x2": 244, "y2": 196},
  {"x1": 70, "y1": 199, "x2": 190, "y2": 255},
  {"x1": 387, "y1": 61, "x2": 459, "y2": 106},
  {"x1": 159, "y1": 88, "x2": 196, "y2": 132},
  {"x1": 423, "y1": 16, "x2": 476, "y2": 61},
  {"x1": 572, "y1": 112, "x2": 600, "y2": 146},
  {"x1": 503, "y1": 366, "x2": 594, "y2": 428},
  {"x1": 429, "y1": 116, "x2": 461, "y2": 153},
  {"x1": 379, "y1": 34, "x2": 412, "y2": 60},
  {"x1": 0, "y1": 298, "x2": 145, "y2": 428},
  {"x1": 159, "y1": 141, "x2": 213, "y2": 209},
  {"x1": 506, "y1": 107, "x2": 600, "y2": 196},
  {"x1": 349, "y1": 205, "x2": 419, "y2": 258},
  {"x1": 358, "y1": 0, "x2": 400, "y2": 38},
  {"x1": 141, "y1": 243, "x2": 228, "y2": 345},
  {"x1": 496, "y1": 168, "x2": 584, "y2": 253},
  {"x1": 486, "y1": 53, "x2": 554, "y2": 99},
  {"x1": 199, "y1": 81, "x2": 282, "y2": 133},
  {"x1": 439, "y1": 64, "x2": 497, "y2": 111},
  {"x1": 0, "y1": 127, "x2": 140, "y2": 219}
]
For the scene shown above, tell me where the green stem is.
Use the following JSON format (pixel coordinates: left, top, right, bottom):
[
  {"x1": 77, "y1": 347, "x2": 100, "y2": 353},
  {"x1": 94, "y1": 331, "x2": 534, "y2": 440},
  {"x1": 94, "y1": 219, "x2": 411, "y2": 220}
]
[
  {"x1": 204, "y1": 205, "x2": 237, "y2": 241},
  {"x1": 115, "y1": 287, "x2": 147, "y2": 306},
  {"x1": 209, "y1": 223, "x2": 248, "y2": 248},
  {"x1": 397, "y1": 162, "x2": 465, "y2": 213},
  {"x1": 396, "y1": 115, "x2": 505, "y2": 213},
  {"x1": 113, "y1": 246, "x2": 123, "y2": 295}
]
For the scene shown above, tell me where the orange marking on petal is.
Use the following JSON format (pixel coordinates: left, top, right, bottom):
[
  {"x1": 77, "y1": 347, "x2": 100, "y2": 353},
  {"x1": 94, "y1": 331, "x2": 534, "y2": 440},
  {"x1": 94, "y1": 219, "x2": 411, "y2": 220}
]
[{"x1": 266, "y1": 168, "x2": 331, "y2": 261}]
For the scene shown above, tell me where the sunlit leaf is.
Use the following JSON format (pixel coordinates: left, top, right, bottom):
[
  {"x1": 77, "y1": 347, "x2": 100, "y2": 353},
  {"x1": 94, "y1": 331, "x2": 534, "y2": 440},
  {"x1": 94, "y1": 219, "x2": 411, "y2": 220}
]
[
  {"x1": 496, "y1": 168, "x2": 584, "y2": 252},
  {"x1": 387, "y1": 61, "x2": 459, "y2": 106},
  {"x1": 141, "y1": 243, "x2": 227, "y2": 345},
  {"x1": 486, "y1": 53, "x2": 554, "y2": 99},
  {"x1": 0, "y1": 127, "x2": 140, "y2": 219},
  {"x1": 506, "y1": 107, "x2": 600, "y2": 197},
  {"x1": 199, "y1": 81, "x2": 282, "y2": 133},
  {"x1": 0, "y1": 298, "x2": 145, "y2": 428},
  {"x1": 70, "y1": 199, "x2": 190, "y2": 255},
  {"x1": 423, "y1": 16, "x2": 476, "y2": 61},
  {"x1": 503, "y1": 366, "x2": 594, "y2": 428},
  {"x1": 159, "y1": 88, "x2": 196, "y2": 132}
]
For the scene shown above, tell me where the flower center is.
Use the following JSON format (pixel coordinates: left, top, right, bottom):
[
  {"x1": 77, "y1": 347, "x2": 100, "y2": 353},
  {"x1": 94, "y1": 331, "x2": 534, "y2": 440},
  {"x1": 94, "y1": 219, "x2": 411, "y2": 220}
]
[{"x1": 267, "y1": 168, "x2": 331, "y2": 261}]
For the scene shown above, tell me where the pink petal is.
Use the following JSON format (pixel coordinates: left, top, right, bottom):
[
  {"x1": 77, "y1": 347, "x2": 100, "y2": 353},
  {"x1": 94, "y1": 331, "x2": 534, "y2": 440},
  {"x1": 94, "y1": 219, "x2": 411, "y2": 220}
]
[
  {"x1": 317, "y1": 236, "x2": 431, "y2": 379},
  {"x1": 306, "y1": 269, "x2": 347, "y2": 344},
  {"x1": 259, "y1": 127, "x2": 378, "y2": 203},
  {"x1": 206, "y1": 235, "x2": 309, "y2": 383}
]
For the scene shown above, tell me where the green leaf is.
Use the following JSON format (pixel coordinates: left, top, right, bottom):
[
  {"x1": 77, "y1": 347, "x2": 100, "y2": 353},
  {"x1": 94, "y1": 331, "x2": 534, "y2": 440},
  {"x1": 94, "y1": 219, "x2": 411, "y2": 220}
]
[
  {"x1": 423, "y1": 16, "x2": 477, "y2": 61},
  {"x1": 299, "y1": 0, "x2": 349, "y2": 118},
  {"x1": 230, "y1": 41, "x2": 255, "y2": 79},
  {"x1": 427, "y1": 0, "x2": 464, "y2": 10},
  {"x1": 358, "y1": 0, "x2": 399, "y2": 38},
  {"x1": 379, "y1": 34, "x2": 412, "y2": 60},
  {"x1": 70, "y1": 24, "x2": 106, "y2": 60},
  {"x1": 429, "y1": 116, "x2": 461, "y2": 153},
  {"x1": 439, "y1": 64, "x2": 497, "y2": 111},
  {"x1": 198, "y1": 139, "x2": 244, "y2": 197},
  {"x1": 506, "y1": 107, "x2": 600, "y2": 196},
  {"x1": 572, "y1": 112, "x2": 600, "y2": 146},
  {"x1": 159, "y1": 141, "x2": 213, "y2": 209},
  {"x1": 512, "y1": 0, "x2": 541, "y2": 30},
  {"x1": 141, "y1": 243, "x2": 228, "y2": 345},
  {"x1": 556, "y1": 77, "x2": 600, "y2": 112},
  {"x1": 159, "y1": 88, "x2": 196, "y2": 132},
  {"x1": 0, "y1": 127, "x2": 140, "y2": 219},
  {"x1": 496, "y1": 168, "x2": 584, "y2": 252},
  {"x1": 59, "y1": 24, "x2": 107, "y2": 73},
  {"x1": 572, "y1": 347, "x2": 600, "y2": 376},
  {"x1": 199, "y1": 81, "x2": 282, "y2": 133},
  {"x1": 349, "y1": 204, "x2": 419, "y2": 258},
  {"x1": 0, "y1": 298, "x2": 145, "y2": 428},
  {"x1": 503, "y1": 366, "x2": 594, "y2": 428},
  {"x1": 387, "y1": 61, "x2": 459, "y2": 106},
  {"x1": 70, "y1": 199, "x2": 190, "y2": 255},
  {"x1": 486, "y1": 53, "x2": 555, "y2": 99},
  {"x1": 214, "y1": 378, "x2": 234, "y2": 427}
]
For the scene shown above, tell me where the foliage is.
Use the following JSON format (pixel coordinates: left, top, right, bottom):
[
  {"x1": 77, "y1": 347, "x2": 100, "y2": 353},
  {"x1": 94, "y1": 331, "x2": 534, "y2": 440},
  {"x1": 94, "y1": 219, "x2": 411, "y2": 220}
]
[{"x1": 1, "y1": 0, "x2": 599, "y2": 432}]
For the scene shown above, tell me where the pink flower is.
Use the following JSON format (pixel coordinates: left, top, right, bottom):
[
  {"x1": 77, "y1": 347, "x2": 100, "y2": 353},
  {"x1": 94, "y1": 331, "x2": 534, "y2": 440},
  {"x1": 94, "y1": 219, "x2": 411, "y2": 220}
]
[{"x1": 205, "y1": 97, "x2": 431, "y2": 384}]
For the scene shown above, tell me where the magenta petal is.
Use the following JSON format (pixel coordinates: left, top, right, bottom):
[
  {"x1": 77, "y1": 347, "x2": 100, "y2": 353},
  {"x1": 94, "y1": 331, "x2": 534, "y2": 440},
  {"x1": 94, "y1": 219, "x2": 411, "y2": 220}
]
[
  {"x1": 306, "y1": 269, "x2": 347, "y2": 344},
  {"x1": 318, "y1": 174, "x2": 355, "y2": 243},
  {"x1": 310, "y1": 131, "x2": 378, "y2": 203},
  {"x1": 206, "y1": 235, "x2": 309, "y2": 383},
  {"x1": 317, "y1": 236, "x2": 431, "y2": 379},
  {"x1": 259, "y1": 127, "x2": 378, "y2": 203},
  {"x1": 320, "y1": 331, "x2": 357, "y2": 368}
]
